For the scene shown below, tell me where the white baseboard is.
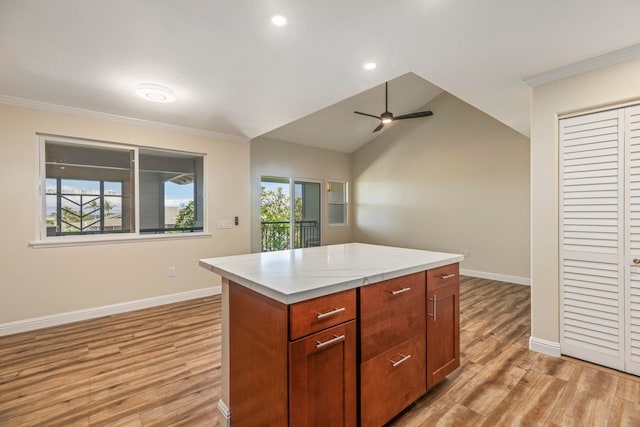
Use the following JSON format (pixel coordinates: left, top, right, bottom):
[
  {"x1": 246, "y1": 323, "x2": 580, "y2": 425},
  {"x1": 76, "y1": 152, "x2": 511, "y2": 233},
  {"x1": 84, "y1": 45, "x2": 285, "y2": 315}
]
[
  {"x1": 0, "y1": 286, "x2": 221, "y2": 337},
  {"x1": 460, "y1": 268, "x2": 531, "y2": 286},
  {"x1": 218, "y1": 399, "x2": 231, "y2": 427},
  {"x1": 529, "y1": 336, "x2": 561, "y2": 357}
]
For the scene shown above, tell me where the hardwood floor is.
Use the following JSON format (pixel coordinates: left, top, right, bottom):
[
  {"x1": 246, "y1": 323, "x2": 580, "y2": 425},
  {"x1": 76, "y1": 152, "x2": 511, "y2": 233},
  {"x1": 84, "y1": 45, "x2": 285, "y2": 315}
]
[
  {"x1": 391, "y1": 277, "x2": 640, "y2": 427},
  {"x1": 1, "y1": 277, "x2": 639, "y2": 426},
  {"x1": 0, "y1": 297, "x2": 221, "y2": 426}
]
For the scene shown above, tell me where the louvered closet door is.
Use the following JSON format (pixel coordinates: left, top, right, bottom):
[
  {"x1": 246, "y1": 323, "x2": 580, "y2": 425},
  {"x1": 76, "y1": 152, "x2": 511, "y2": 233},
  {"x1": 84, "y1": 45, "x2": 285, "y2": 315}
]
[
  {"x1": 625, "y1": 105, "x2": 640, "y2": 375},
  {"x1": 560, "y1": 109, "x2": 625, "y2": 370}
]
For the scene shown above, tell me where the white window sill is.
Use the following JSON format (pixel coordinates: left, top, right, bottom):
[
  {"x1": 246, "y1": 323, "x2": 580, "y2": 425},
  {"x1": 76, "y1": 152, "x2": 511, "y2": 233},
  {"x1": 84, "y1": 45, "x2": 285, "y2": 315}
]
[{"x1": 30, "y1": 232, "x2": 212, "y2": 249}]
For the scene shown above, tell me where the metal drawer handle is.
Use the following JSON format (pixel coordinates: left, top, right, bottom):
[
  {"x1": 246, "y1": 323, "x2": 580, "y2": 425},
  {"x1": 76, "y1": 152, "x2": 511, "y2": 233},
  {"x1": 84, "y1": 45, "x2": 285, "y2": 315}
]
[
  {"x1": 389, "y1": 353, "x2": 412, "y2": 367},
  {"x1": 390, "y1": 287, "x2": 411, "y2": 295},
  {"x1": 316, "y1": 307, "x2": 346, "y2": 319},
  {"x1": 634, "y1": 258, "x2": 640, "y2": 265},
  {"x1": 316, "y1": 334, "x2": 345, "y2": 349},
  {"x1": 427, "y1": 295, "x2": 437, "y2": 322},
  {"x1": 440, "y1": 273, "x2": 456, "y2": 280}
]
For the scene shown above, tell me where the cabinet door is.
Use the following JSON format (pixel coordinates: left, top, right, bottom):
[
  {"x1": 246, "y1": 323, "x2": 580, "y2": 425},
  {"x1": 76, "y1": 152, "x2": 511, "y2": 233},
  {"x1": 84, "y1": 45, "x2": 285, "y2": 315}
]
[
  {"x1": 426, "y1": 279, "x2": 460, "y2": 389},
  {"x1": 289, "y1": 321, "x2": 356, "y2": 427},
  {"x1": 360, "y1": 334, "x2": 426, "y2": 427}
]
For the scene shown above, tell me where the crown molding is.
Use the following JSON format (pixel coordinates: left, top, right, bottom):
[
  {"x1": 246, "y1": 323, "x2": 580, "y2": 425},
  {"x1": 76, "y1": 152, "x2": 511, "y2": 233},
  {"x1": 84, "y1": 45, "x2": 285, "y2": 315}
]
[
  {"x1": 523, "y1": 43, "x2": 640, "y2": 87},
  {"x1": 0, "y1": 94, "x2": 250, "y2": 143}
]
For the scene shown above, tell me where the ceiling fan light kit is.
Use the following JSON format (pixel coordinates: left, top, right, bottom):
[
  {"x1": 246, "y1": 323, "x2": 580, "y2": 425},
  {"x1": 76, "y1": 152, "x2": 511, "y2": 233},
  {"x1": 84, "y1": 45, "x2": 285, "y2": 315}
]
[{"x1": 354, "y1": 81, "x2": 433, "y2": 132}]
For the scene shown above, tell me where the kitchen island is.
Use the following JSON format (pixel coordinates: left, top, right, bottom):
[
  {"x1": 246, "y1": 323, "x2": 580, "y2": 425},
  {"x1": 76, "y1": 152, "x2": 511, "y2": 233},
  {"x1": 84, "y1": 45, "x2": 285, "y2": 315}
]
[{"x1": 200, "y1": 243, "x2": 463, "y2": 426}]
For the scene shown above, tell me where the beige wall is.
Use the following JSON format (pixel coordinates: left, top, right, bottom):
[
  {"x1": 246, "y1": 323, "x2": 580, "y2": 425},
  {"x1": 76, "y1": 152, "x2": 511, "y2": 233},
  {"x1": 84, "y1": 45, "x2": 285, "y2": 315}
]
[
  {"x1": 531, "y1": 58, "x2": 640, "y2": 344},
  {"x1": 352, "y1": 92, "x2": 530, "y2": 280},
  {"x1": 0, "y1": 103, "x2": 250, "y2": 324},
  {"x1": 250, "y1": 137, "x2": 352, "y2": 252}
]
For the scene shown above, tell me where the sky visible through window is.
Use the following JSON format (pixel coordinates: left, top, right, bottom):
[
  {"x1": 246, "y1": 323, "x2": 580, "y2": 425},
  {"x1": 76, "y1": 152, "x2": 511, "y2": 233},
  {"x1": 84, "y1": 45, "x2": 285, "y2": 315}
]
[
  {"x1": 261, "y1": 180, "x2": 302, "y2": 198},
  {"x1": 164, "y1": 181, "x2": 194, "y2": 207}
]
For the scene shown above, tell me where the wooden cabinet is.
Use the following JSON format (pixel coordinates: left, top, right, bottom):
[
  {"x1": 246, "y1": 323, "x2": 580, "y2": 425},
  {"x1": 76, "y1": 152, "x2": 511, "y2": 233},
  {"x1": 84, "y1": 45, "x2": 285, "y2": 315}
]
[
  {"x1": 229, "y1": 282, "x2": 289, "y2": 427},
  {"x1": 289, "y1": 321, "x2": 356, "y2": 426},
  {"x1": 360, "y1": 272, "x2": 426, "y2": 427},
  {"x1": 289, "y1": 290, "x2": 357, "y2": 427},
  {"x1": 228, "y1": 285, "x2": 356, "y2": 427},
  {"x1": 360, "y1": 272, "x2": 426, "y2": 361},
  {"x1": 227, "y1": 264, "x2": 459, "y2": 427},
  {"x1": 360, "y1": 334, "x2": 426, "y2": 427},
  {"x1": 289, "y1": 289, "x2": 356, "y2": 340},
  {"x1": 426, "y1": 263, "x2": 460, "y2": 389}
]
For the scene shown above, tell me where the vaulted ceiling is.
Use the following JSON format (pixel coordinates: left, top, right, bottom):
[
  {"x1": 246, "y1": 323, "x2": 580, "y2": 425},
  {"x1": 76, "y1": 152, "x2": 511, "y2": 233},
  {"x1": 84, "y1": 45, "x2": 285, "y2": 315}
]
[{"x1": 1, "y1": 1, "x2": 640, "y2": 152}]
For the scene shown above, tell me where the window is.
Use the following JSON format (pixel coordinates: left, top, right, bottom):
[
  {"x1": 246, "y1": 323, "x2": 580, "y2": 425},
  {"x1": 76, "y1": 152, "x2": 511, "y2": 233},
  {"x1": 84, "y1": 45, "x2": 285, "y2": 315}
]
[
  {"x1": 39, "y1": 135, "x2": 205, "y2": 242},
  {"x1": 327, "y1": 181, "x2": 347, "y2": 225},
  {"x1": 138, "y1": 148, "x2": 204, "y2": 234},
  {"x1": 260, "y1": 177, "x2": 321, "y2": 251}
]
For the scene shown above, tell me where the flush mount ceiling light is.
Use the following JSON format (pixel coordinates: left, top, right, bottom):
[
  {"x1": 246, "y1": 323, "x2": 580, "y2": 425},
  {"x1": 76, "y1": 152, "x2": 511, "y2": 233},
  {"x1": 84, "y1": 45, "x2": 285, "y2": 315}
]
[
  {"x1": 364, "y1": 62, "x2": 377, "y2": 70},
  {"x1": 135, "y1": 83, "x2": 176, "y2": 103},
  {"x1": 271, "y1": 15, "x2": 287, "y2": 26}
]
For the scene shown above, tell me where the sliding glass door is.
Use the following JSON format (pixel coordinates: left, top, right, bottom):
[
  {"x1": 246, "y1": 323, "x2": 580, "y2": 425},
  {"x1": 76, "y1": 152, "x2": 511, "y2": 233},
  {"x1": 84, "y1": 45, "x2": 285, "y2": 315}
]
[{"x1": 260, "y1": 177, "x2": 321, "y2": 252}]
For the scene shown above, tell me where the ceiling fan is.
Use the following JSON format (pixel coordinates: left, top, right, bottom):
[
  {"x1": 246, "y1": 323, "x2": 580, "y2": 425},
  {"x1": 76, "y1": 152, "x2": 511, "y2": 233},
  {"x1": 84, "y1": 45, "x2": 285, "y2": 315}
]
[{"x1": 354, "y1": 81, "x2": 434, "y2": 132}]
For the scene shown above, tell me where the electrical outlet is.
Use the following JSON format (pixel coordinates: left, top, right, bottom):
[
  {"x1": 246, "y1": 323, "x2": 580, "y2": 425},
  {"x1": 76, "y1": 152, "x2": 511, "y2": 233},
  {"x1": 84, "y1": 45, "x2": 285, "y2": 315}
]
[
  {"x1": 463, "y1": 249, "x2": 470, "y2": 258},
  {"x1": 168, "y1": 266, "x2": 175, "y2": 277}
]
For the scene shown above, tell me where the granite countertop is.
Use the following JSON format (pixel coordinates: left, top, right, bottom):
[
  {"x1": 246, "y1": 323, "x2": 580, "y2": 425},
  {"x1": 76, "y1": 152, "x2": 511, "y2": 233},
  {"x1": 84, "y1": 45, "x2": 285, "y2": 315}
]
[{"x1": 199, "y1": 242, "x2": 464, "y2": 304}]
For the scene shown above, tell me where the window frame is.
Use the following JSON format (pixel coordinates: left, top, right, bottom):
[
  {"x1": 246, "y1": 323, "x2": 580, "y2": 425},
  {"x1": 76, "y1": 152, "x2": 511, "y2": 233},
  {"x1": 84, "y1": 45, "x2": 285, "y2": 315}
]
[
  {"x1": 33, "y1": 134, "x2": 209, "y2": 248},
  {"x1": 327, "y1": 180, "x2": 348, "y2": 226}
]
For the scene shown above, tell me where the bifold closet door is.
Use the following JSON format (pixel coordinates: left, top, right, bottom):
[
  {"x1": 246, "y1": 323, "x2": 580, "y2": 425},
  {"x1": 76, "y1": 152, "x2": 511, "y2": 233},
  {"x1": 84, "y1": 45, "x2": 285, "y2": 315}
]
[
  {"x1": 560, "y1": 109, "x2": 625, "y2": 371},
  {"x1": 625, "y1": 105, "x2": 640, "y2": 375}
]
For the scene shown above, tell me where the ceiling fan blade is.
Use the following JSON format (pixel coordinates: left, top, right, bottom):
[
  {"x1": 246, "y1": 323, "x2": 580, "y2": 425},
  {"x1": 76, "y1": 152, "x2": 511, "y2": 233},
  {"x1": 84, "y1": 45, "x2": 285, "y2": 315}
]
[
  {"x1": 372, "y1": 122, "x2": 384, "y2": 133},
  {"x1": 354, "y1": 111, "x2": 381, "y2": 120},
  {"x1": 392, "y1": 111, "x2": 434, "y2": 120}
]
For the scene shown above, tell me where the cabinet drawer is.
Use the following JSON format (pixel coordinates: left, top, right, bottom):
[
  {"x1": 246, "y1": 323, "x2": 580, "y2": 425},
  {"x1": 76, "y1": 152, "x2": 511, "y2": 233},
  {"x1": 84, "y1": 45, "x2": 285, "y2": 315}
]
[
  {"x1": 289, "y1": 289, "x2": 356, "y2": 340},
  {"x1": 360, "y1": 334, "x2": 426, "y2": 427},
  {"x1": 360, "y1": 272, "x2": 425, "y2": 361},
  {"x1": 426, "y1": 263, "x2": 459, "y2": 291}
]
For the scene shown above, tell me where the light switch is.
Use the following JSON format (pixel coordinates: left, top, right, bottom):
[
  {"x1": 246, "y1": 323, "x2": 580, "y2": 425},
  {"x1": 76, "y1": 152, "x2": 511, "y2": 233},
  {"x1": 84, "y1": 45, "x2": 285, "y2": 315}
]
[{"x1": 217, "y1": 219, "x2": 233, "y2": 229}]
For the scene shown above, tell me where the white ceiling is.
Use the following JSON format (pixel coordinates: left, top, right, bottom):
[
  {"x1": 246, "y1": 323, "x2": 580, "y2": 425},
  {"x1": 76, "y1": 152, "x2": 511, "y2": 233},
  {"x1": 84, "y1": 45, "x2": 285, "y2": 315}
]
[{"x1": 1, "y1": 0, "x2": 640, "y2": 151}]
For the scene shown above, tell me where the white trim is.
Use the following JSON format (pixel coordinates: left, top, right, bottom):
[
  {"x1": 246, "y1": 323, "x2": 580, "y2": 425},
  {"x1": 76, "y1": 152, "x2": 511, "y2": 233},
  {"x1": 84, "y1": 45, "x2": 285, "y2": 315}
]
[
  {"x1": 0, "y1": 94, "x2": 249, "y2": 143},
  {"x1": 523, "y1": 43, "x2": 640, "y2": 87},
  {"x1": 30, "y1": 231, "x2": 212, "y2": 248},
  {"x1": 529, "y1": 336, "x2": 561, "y2": 358},
  {"x1": 0, "y1": 286, "x2": 221, "y2": 337},
  {"x1": 460, "y1": 268, "x2": 530, "y2": 286},
  {"x1": 217, "y1": 399, "x2": 231, "y2": 427}
]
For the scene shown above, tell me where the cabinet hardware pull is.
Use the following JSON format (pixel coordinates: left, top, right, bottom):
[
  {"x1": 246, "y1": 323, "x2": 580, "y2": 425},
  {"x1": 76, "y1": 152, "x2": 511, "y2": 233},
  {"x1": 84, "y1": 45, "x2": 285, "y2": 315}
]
[
  {"x1": 316, "y1": 307, "x2": 346, "y2": 319},
  {"x1": 634, "y1": 258, "x2": 640, "y2": 265},
  {"x1": 316, "y1": 334, "x2": 345, "y2": 349},
  {"x1": 440, "y1": 273, "x2": 456, "y2": 280},
  {"x1": 390, "y1": 287, "x2": 411, "y2": 295},
  {"x1": 389, "y1": 353, "x2": 412, "y2": 367},
  {"x1": 427, "y1": 295, "x2": 437, "y2": 321}
]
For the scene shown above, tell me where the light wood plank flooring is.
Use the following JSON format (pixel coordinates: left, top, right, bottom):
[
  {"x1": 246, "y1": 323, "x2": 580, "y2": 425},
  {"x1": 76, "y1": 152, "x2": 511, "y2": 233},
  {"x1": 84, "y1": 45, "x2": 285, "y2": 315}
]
[
  {"x1": 391, "y1": 277, "x2": 640, "y2": 427},
  {"x1": 0, "y1": 297, "x2": 221, "y2": 426},
  {"x1": 1, "y1": 277, "x2": 639, "y2": 426}
]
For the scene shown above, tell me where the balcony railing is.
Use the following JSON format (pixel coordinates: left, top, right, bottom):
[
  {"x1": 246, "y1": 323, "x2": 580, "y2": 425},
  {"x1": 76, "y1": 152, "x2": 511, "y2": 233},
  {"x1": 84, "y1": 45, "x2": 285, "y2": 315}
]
[{"x1": 261, "y1": 220, "x2": 320, "y2": 252}]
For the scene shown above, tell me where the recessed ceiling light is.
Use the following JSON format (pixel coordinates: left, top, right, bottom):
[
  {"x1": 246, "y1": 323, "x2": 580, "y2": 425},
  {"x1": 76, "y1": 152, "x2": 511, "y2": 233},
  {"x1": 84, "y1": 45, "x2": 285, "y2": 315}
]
[
  {"x1": 271, "y1": 15, "x2": 287, "y2": 26},
  {"x1": 136, "y1": 83, "x2": 176, "y2": 103},
  {"x1": 364, "y1": 62, "x2": 377, "y2": 70}
]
